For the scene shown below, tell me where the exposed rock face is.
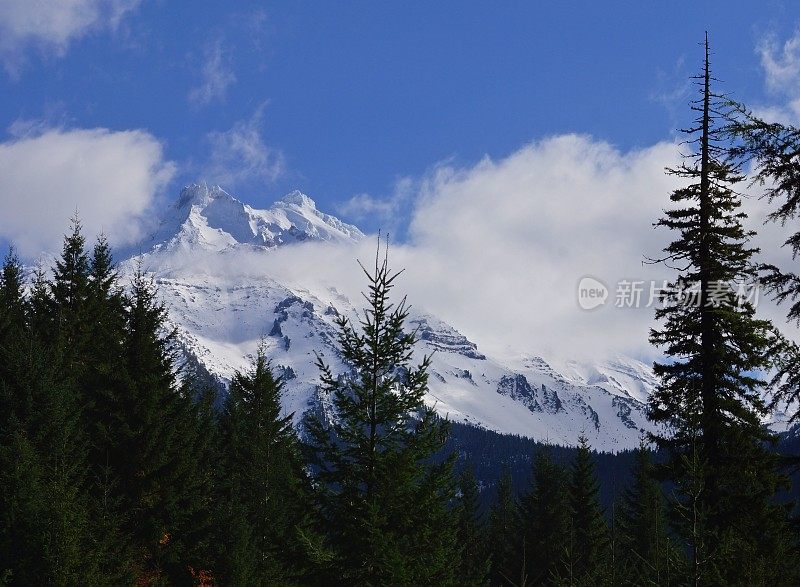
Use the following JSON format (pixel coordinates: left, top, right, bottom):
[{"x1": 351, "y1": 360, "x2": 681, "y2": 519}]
[
  {"x1": 409, "y1": 316, "x2": 486, "y2": 360},
  {"x1": 497, "y1": 374, "x2": 541, "y2": 413}
]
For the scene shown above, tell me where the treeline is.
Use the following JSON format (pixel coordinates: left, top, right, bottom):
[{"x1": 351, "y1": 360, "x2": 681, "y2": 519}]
[
  {"x1": 5, "y1": 35, "x2": 800, "y2": 586},
  {"x1": 0, "y1": 222, "x2": 680, "y2": 586},
  {"x1": 0, "y1": 226, "x2": 224, "y2": 585},
  {"x1": 443, "y1": 421, "x2": 641, "y2": 509}
]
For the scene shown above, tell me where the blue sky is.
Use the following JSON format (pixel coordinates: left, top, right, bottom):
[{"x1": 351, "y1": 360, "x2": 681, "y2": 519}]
[
  {"x1": 2, "y1": 1, "x2": 800, "y2": 357},
  {"x1": 1, "y1": 2, "x2": 796, "y2": 225}
]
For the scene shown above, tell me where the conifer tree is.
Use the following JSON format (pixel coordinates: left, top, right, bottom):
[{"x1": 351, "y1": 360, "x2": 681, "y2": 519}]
[
  {"x1": 50, "y1": 214, "x2": 91, "y2": 378},
  {"x1": 84, "y1": 236, "x2": 127, "y2": 422},
  {"x1": 0, "y1": 231, "x2": 219, "y2": 584},
  {"x1": 0, "y1": 249, "x2": 27, "y2": 437},
  {"x1": 306, "y1": 242, "x2": 459, "y2": 585},
  {"x1": 487, "y1": 468, "x2": 521, "y2": 586},
  {"x1": 0, "y1": 248, "x2": 27, "y2": 454},
  {"x1": 118, "y1": 268, "x2": 216, "y2": 583},
  {"x1": 561, "y1": 436, "x2": 608, "y2": 585},
  {"x1": 0, "y1": 249, "x2": 30, "y2": 583},
  {"x1": 179, "y1": 372, "x2": 224, "y2": 586},
  {"x1": 0, "y1": 367, "x2": 97, "y2": 585},
  {"x1": 0, "y1": 262, "x2": 99, "y2": 584},
  {"x1": 647, "y1": 36, "x2": 793, "y2": 584},
  {"x1": 84, "y1": 236, "x2": 137, "y2": 583},
  {"x1": 727, "y1": 92, "x2": 800, "y2": 426},
  {"x1": 87, "y1": 235, "x2": 127, "y2": 360},
  {"x1": 220, "y1": 344, "x2": 310, "y2": 585},
  {"x1": 456, "y1": 467, "x2": 490, "y2": 586},
  {"x1": 519, "y1": 450, "x2": 570, "y2": 585},
  {"x1": 615, "y1": 444, "x2": 677, "y2": 586},
  {"x1": 2, "y1": 228, "x2": 126, "y2": 585},
  {"x1": 0, "y1": 248, "x2": 26, "y2": 339},
  {"x1": 0, "y1": 248, "x2": 27, "y2": 447},
  {"x1": 27, "y1": 265, "x2": 53, "y2": 343}
]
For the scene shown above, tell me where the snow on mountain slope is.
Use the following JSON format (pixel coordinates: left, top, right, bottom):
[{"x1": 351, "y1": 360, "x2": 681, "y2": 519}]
[
  {"x1": 122, "y1": 184, "x2": 658, "y2": 451},
  {"x1": 139, "y1": 183, "x2": 364, "y2": 253}
]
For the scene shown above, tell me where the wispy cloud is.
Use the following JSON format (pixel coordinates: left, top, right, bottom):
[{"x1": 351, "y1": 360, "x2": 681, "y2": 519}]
[
  {"x1": 0, "y1": 0, "x2": 141, "y2": 75},
  {"x1": 188, "y1": 38, "x2": 237, "y2": 108},
  {"x1": 754, "y1": 29, "x2": 800, "y2": 123},
  {"x1": 336, "y1": 177, "x2": 415, "y2": 235},
  {"x1": 0, "y1": 123, "x2": 174, "y2": 257},
  {"x1": 759, "y1": 30, "x2": 800, "y2": 93},
  {"x1": 649, "y1": 55, "x2": 692, "y2": 135},
  {"x1": 203, "y1": 105, "x2": 285, "y2": 189}
]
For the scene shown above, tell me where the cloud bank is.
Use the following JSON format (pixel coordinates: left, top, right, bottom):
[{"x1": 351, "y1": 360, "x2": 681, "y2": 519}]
[
  {"x1": 397, "y1": 135, "x2": 684, "y2": 360},
  {"x1": 155, "y1": 136, "x2": 686, "y2": 361},
  {"x1": 148, "y1": 131, "x2": 795, "y2": 363},
  {"x1": 0, "y1": 125, "x2": 174, "y2": 257}
]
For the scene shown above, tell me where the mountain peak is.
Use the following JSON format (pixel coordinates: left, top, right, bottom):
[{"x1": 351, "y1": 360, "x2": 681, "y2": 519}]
[
  {"x1": 278, "y1": 190, "x2": 316, "y2": 209},
  {"x1": 140, "y1": 184, "x2": 363, "y2": 254},
  {"x1": 176, "y1": 183, "x2": 232, "y2": 209}
]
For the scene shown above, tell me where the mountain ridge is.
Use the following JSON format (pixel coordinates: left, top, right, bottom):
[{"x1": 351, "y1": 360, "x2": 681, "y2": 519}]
[
  {"x1": 120, "y1": 183, "x2": 661, "y2": 451},
  {"x1": 138, "y1": 182, "x2": 364, "y2": 254}
]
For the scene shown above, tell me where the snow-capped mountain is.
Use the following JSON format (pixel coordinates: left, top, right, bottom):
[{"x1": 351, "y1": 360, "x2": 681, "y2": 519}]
[
  {"x1": 140, "y1": 183, "x2": 364, "y2": 253},
  {"x1": 122, "y1": 184, "x2": 660, "y2": 451}
]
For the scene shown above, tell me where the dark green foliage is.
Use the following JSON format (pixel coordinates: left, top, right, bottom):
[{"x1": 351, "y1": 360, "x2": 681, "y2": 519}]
[
  {"x1": 219, "y1": 344, "x2": 311, "y2": 585},
  {"x1": 457, "y1": 467, "x2": 490, "y2": 586},
  {"x1": 27, "y1": 265, "x2": 53, "y2": 342},
  {"x1": 727, "y1": 86, "x2": 800, "y2": 427},
  {"x1": 726, "y1": 100, "x2": 800, "y2": 301},
  {"x1": 615, "y1": 444, "x2": 678, "y2": 585},
  {"x1": 561, "y1": 436, "x2": 609, "y2": 585},
  {"x1": 0, "y1": 221, "x2": 222, "y2": 584},
  {"x1": 0, "y1": 349, "x2": 97, "y2": 585},
  {"x1": 487, "y1": 468, "x2": 521, "y2": 585},
  {"x1": 0, "y1": 244, "x2": 101, "y2": 585},
  {"x1": 443, "y1": 421, "x2": 639, "y2": 511},
  {"x1": 648, "y1": 39, "x2": 772, "y2": 482},
  {"x1": 519, "y1": 449, "x2": 570, "y2": 585},
  {"x1": 306, "y1": 243, "x2": 459, "y2": 585},
  {"x1": 5, "y1": 140, "x2": 800, "y2": 587},
  {"x1": 50, "y1": 215, "x2": 92, "y2": 380},
  {"x1": 117, "y1": 269, "x2": 217, "y2": 583},
  {"x1": 0, "y1": 249, "x2": 27, "y2": 434},
  {"x1": 0, "y1": 248, "x2": 26, "y2": 338},
  {"x1": 648, "y1": 37, "x2": 795, "y2": 585},
  {"x1": 83, "y1": 236, "x2": 136, "y2": 583}
]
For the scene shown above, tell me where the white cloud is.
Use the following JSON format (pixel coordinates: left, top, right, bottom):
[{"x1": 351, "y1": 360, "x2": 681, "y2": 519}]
[
  {"x1": 204, "y1": 106, "x2": 285, "y2": 188},
  {"x1": 142, "y1": 134, "x2": 793, "y2": 363},
  {"x1": 0, "y1": 0, "x2": 141, "y2": 74},
  {"x1": 759, "y1": 30, "x2": 800, "y2": 94},
  {"x1": 754, "y1": 30, "x2": 800, "y2": 123},
  {"x1": 155, "y1": 135, "x2": 684, "y2": 361},
  {"x1": 396, "y1": 136, "x2": 794, "y2": 361},
  {"x1": 336, "y1": 177, "x2": 415, "y2": 235},
  {"x1": 188, "y1": 39, "x2": 237, "y2": 108},
  {"x1": 0, "y1": 125, "x2": 175, "y2": 257},
  {"x1": 394, "y1": 135, "x2": 683, "y2": 361}
]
